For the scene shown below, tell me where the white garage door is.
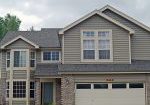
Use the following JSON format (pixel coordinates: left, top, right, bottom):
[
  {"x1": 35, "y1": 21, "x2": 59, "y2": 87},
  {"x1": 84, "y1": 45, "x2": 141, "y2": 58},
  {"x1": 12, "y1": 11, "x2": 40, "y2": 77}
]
[{"x1": 75, "y1": 83, "x2": 145, "y2": 105}]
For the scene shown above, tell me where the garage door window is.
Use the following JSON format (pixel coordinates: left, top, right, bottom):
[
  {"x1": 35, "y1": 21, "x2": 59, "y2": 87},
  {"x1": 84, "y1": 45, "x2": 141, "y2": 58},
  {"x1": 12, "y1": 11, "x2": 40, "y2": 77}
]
[
  {"x1": 112, "y1": 83, "x2": 126, "y2": 89},
  {"x1": 94, "y1": 84, "x2": 108, "y2": 89},
  {"x1": 76, "y1": 84, "x2": 91, "y2": 89},
  {"x1": 129, "y1": 83, "x2": 144, "y2": 88}
]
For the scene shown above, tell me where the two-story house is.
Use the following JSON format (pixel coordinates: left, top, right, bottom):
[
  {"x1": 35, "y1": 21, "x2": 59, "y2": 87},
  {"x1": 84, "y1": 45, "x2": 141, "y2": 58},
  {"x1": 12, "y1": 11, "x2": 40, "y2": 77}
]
[{"x1": 0, "y1": 5, "x2": 150, "y2": 105}]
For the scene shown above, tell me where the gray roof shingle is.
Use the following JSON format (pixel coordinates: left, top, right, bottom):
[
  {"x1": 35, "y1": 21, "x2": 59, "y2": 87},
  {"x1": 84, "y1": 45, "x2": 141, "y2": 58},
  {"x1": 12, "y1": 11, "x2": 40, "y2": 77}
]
[
  {"x1": 0, "y1": 28, "x2": 61, "y2": 48},
  {"x1": 35, "y1": 60, "x2": 150, "y2": 77},
  {"x1": 59, "y1": 60, "x2": 150, "y2": 73},
  {"x1": 35, "y1": 63, "x2": 60, "y2": 77}
]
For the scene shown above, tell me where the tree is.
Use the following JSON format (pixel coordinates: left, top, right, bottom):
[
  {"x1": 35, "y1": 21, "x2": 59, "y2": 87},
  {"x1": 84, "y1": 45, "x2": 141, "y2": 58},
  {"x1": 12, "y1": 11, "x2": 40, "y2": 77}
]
[{"x1": 0, "y1": 13, "x2": 21, "y2": 39}]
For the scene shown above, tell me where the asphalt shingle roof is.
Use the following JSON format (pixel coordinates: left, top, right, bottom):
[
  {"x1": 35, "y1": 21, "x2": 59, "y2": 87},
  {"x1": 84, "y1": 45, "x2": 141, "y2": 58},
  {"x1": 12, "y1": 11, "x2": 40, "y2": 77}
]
[
  {"x1": 35, "y1": 63, "x2": 60, "y2": 77},
  {"x1": 0, "y1": 28, "x2": 61, "y2": 48},
  {"x1": 34, "y1": 60, "x2": 150, "y2": 77}
]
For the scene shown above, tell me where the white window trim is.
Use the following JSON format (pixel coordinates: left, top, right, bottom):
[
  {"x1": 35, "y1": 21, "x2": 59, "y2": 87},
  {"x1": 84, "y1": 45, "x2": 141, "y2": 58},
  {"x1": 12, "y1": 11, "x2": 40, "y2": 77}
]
[
  {"x1": 6, "y1": 81, "x2": 10, "y2": 98},
  {"x1": 30, "y1": 81, "x2": 35, "y2": 99},
  {"x1": 12, "y1": 81, "x2": 26, "y2": 98},
  {"x1": 81, "y1": 29, "x2": 113, "y2": 62},
  {"x1": 11, "y1": 49, "x2": 29, "y2": 69},
  {"x1": 6, "y1": 51, "x2": 10, "y2": 69},
  {"x1": 30, "y1": 51, "x2": 36, "y2": 68},
  {"x1": 41, "y1": 51, "x2": 61, "y2": 63}
]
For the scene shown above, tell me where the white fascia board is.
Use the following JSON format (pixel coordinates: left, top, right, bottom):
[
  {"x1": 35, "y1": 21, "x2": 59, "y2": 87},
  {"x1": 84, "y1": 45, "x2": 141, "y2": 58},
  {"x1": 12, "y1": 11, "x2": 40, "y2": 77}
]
[
  {"x1": 59, "y1": 9, "x2": 134, "y2": 35},
  {"x1": 100, "y1": 5, "x2": 150, "y2": 32}
]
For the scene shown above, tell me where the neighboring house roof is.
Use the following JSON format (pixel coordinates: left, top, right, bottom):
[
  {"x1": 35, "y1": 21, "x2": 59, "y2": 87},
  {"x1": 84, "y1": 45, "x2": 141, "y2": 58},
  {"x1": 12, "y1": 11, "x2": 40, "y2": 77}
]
[
  {"x1": 99, "y1": 5, "x2": 150, "y2": 32},
  {"x1": 59, "y1": 60, "x2": 150, "y2": 74},
  {"x1": 0, "y1": 28, "x2": 61, "y2": 48},
  {"x1": 59, "y1": 10, "x2": 134, "y2": 34},
  {"x1": 35, "y1": 63, "x2": 60, "y2": 77},
  {"x1": 1, "y1": 35, "x2": 39, "y2": 48}
]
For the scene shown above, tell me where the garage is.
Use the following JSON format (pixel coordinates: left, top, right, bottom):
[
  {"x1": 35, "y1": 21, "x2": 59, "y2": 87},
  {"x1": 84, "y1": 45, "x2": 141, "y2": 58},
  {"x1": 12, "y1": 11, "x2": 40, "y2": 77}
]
[{"x1": 75, "y1": 83, "x2": 145, "y2": 105}]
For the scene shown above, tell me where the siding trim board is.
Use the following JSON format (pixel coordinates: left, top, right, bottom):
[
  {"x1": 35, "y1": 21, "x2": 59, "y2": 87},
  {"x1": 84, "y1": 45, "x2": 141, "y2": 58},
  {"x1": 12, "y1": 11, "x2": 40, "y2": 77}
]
[{"x1": 59, "y1": 10, "x2": 134, "y2": 34}]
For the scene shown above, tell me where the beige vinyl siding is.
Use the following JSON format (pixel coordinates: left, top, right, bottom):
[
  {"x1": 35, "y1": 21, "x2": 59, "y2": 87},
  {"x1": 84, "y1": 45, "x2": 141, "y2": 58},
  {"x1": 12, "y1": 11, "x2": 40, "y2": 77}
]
[
  {"x1": 103, "y1": 9, "x2": 150, "y2": 60},
  {"x1": 64, "y1": 14, "x2": 130, "y2": 64},
  {"x1": 36, "y1": 50, "x2": 41, "y2": 63},
  {"x1": 6, "y1": 71, "x2": 10, "y2": 79},
  {"x1": 6, "y1": 39, "x2": 34, "y2": 49},
  {"x1": 13, "y1": 70, "x2": 27, "y2": 79},
  {"x1": 30, "y1": 70, "x2": 35, "y2": 79},
  {"x1": 12, "y1": 100, "x2": 26, "y2": 105},
  {"x1": 1, "y1": 51, "x2": 6, "y2": 78}
]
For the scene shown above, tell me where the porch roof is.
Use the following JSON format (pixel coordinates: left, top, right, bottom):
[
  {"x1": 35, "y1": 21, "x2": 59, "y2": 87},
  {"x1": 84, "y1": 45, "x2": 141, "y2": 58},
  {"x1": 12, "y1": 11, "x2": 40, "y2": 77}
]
[{"x1": 35, "y1": 63, "x2": 60, "y2": 77}]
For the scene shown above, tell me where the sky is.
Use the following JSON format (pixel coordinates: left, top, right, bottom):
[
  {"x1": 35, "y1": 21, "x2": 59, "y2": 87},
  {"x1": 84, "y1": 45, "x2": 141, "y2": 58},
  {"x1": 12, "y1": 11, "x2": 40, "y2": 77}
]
[{"x1": 0, "y1": 0, "x2": 150, "y2": 30}]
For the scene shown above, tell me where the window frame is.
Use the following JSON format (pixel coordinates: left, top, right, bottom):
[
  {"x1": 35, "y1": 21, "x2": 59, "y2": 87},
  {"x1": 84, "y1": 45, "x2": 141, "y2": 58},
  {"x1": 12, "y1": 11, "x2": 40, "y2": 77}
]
[
  {"x1": 6, "y1": 51, "x2": 10, "y2": 68},
  {"x1": 41, "y1": 50, "x2": 61, "y2": 63},
  {"x1": 81, "y1": 29, "x2": 113, "y2": 62},
  {"x1": 6, "y1": 81, "x2": 9, "y2": 98},
  {"x1": 30, "y1": 81, "x2": 35, "y2": 98},
  {"x1": 30, "y1": 51, "x2": 36, "y2": 67},
  {"x1": 13, "y1": 81, "x2": 26, "y2": 98},
  {"x1": 12, "y1": 49, "x2": 29, "y2": 68}
]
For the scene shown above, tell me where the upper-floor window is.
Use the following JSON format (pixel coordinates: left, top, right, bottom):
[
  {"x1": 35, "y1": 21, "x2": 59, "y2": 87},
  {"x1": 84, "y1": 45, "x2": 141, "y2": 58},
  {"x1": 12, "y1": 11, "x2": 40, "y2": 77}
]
[
  {"x1": 42, "y1": 51, "x2": 60, "y2": 62},
  {"x1": 81, "y1": 30, "x2": 112, "y2": 62},
  {"x1": 30, "y1": 52, "x2": 36, "y2": 67},
  {"x1": 14, "y1": 51, "x2": 27, "y2": 67},
  {"x1": 6, "y1": 52, "x2": 10, "y2": 68}
]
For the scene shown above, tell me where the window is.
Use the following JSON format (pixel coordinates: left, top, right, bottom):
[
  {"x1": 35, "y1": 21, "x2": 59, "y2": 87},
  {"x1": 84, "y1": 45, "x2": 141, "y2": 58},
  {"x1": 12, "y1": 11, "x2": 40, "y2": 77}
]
[
  {"x1": 13, "y1": 81, "x2": 26, "y2": 98},
  {"x1": 14, "y1": 51, "x2": 26, "y2": 67},
  {"x1": 81, "y1": 30, "x2": 112, "y2": 61},
  {"x1": 76, "y1": 84, "x2": 91, "y2": 89},
  {"x1": 6, "y1": 82, "x2": 9, "y2": 98},
  {"x1": 30, "y1": 52, "x2": 36, "y2": 67},
  {"x1": 112, "y1": 83, "x2": 126, "y2": 89},
  {"x1": 30, "y1": 82, "x2": 35, "y2": 98},
  {"x1": 83, "y1": 40, "x2": 95, "y2": 59},
  {"x1": 129, "y1": 83, "x2": 144, "y2": 88},
  {"x1": 94, "y1": 84, "x2": 108, "y2": 89},
  {"x1": 43, "y1": 51, "x2": 60, "y2": 62},
  {"x1": 6, "y1": 52, "x2": 10, "y2": 68}
]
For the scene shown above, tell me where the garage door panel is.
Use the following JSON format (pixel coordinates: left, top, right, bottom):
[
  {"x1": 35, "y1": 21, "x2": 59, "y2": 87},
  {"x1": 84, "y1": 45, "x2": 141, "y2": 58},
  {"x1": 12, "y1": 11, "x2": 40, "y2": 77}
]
[{"x1": 75, "y1": 83, "x2": 145, "y2": 105}]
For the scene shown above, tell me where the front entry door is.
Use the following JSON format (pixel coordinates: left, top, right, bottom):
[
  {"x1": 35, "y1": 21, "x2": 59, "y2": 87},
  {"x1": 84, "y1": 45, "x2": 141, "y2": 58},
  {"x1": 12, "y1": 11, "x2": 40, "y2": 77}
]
[{"x1": 42, "y1": 82, "x2": 53, "y2": 105}]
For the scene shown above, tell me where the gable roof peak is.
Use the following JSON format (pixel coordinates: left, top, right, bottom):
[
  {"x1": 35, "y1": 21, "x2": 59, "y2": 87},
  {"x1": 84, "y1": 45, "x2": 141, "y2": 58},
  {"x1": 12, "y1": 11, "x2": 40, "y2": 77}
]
[
  {"x1": 59, "y1": 9, "x2": 134, "y2": 34},
  {"x1": 100, "y1": 5, "x2": 150, "y2": 32}
]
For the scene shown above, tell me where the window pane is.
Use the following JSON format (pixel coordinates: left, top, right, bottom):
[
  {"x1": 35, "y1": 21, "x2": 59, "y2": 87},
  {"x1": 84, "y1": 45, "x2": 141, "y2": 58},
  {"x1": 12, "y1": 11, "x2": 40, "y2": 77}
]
[
  {"x1": 76, "y1": 84, "x2": 91, "y2": 89},
  {"x1": 94, "y1": 84, "x2": 108, "y2": 89},
  {"x1": 83, "y1": 50, "x2": 95, "y2": 59},
  {"x1": 52, "y1": 51, "x2": 59, "y2": 61},
  {"x1": 112, "y1": 83, "x2": 126, "y2": 89},
  {"x1": 7, "y1": 60, "x2": 10, "y2": 68},
  {"x1": 13, "y1": 81, "x2": 26, "y2": 98},
  {"x1": 83, "y1": 31, "x2": 95, "y2": 37},
  {"x1": 14, "y1": 51, "x2": 20, "y2": 67},
  {"x1": 99, "y1": 50, "x2": 110, "y2": 59},
  {"x1": 98, "y1": 31, "x2": 110, "y2": 39},
  {"x1": 30, "y1": 52, "x2": 35, "y2": 59},
  {"x1": 98, "y1": 40, "x2": 110, "y2": 50},
  {"x1": 7, "y1": 52, "x2": 10, "y2": 59},
  {"x1": 14, "y1": 51, "x2": 26, "y2": 67},
  {"x1": 83, "y1": 40, "x2": 95, "y2": 50},
  {"x1": 43, "y1": 52, "x2": 51, "y2": 60},
  {"x1": 129, "y1": 83, "x2": 144, "y2": 88},
  {"x1": 20, "y1": 51, "x2": 26, "y2": 67},
  {"x1": 30, "y1": 60, "x2": 35, "y2": 67}
]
